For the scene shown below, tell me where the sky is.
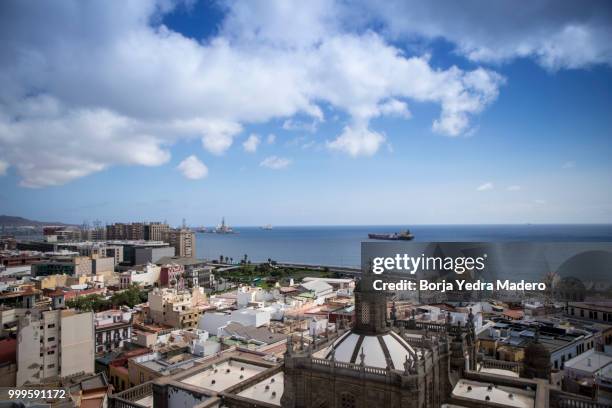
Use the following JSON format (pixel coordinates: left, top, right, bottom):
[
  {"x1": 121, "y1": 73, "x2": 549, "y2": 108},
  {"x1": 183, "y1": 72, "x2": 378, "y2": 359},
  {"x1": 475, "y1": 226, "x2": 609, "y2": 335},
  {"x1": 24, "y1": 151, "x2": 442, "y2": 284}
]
[{"x1": 0, "y1": 0, "x2": 611, "y2": 226}]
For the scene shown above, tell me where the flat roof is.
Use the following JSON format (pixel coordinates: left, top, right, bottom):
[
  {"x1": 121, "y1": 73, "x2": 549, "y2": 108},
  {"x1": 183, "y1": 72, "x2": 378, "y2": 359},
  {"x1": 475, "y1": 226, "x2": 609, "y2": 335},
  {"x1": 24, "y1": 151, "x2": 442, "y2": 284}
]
[
  {"x1": 237, "y1": 371, "x2": 283, "y2": 406},
  {"x1": 452, "y1": 379, "x2": 534, "y2": 408},
  {"x1": 180, "y1": 360, "x2": 266, "y2": 392},
  {"x1": 564, "y1": 349, "x2": 612, "y2": 373},
  {"x1": 156, "y1": 256, "x2": 206, "y2": 266}
]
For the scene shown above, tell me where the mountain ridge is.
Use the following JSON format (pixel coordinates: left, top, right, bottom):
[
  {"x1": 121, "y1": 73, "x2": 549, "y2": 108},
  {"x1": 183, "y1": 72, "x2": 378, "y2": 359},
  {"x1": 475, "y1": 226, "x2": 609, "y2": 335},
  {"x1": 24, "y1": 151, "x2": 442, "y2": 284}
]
[{"x1": 0, "y1": 215, "x2": 74, "y2": 227}]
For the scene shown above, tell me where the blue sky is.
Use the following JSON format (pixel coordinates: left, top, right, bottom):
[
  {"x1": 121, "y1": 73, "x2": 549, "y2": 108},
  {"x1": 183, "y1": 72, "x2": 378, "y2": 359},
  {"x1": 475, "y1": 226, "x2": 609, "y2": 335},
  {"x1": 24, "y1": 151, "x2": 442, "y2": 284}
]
[{"x1": 0, "y1": 1, "x2": 611, "y2": 226}]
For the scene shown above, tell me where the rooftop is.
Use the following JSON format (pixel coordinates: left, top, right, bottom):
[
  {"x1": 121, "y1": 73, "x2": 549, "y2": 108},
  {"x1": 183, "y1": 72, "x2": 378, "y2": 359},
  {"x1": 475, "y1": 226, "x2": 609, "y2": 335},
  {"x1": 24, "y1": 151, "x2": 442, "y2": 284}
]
[
  {"x1": 564, "y1": 349, "x2": 612, "y2": 374},
  {"x1": 452, "y1": 379, "x2": 535, "y2": 408},
  {"x1": 237, "y1": 371, "x2": 283, "y2": 406},
  {"x1": 180, "y1": 360, "x2": 266, "y2": 392},
  {"x1": 222, "y1": 322, "x2": 286, "y2": 345},
  {"x1": 156, "y1": 256, "x2": 207, "y2": 266}
]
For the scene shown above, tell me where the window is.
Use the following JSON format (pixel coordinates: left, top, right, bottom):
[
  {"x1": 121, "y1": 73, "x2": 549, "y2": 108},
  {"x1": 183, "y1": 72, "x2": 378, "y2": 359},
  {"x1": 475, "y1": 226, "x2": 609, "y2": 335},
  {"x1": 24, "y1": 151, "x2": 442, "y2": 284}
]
[
  {"x1": 47, "y1": 324, "x2": 55, "y2": 328},
  {"x1": 47, "y1": 350, "x2": 54, "y2": 355},
  {"x1": 47, "y1": 337, "x2": 55, "y2": 342},
  {"x1": 47, "y1": 364, "x2": 55, "y2": 369},
  {"x1": 360, "y1": 303, "x2": 370, "y2": 324},
  {"x1": 340, "y1": 393, "x2": 356, "y2": 408}
]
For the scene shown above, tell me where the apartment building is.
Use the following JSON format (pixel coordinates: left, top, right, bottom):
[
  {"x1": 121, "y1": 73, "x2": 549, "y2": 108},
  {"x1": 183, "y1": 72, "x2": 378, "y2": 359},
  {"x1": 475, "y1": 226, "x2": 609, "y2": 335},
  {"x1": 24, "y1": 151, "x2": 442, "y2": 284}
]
[
  {"x1": 163, "y1": 228, "x2": 195, "y2": 258},
  {"x1": 145, "y1": 222, "x2": 170, "y2": 241},
  {"x1": 146, "y1": 287, "x2": 208, "y2": 329},
  {"x1": 16, "y1": 309, "x2": 95, "y2": 385},
  {"x1": 94, "y1": 310, "x2": 132, "y2": 354},
  {"x1": 106, "y1": 223, "x2": 142, "y2": 241},
  {"x1": 106, "y1": 222, "x2": 170, "y2": 241}
]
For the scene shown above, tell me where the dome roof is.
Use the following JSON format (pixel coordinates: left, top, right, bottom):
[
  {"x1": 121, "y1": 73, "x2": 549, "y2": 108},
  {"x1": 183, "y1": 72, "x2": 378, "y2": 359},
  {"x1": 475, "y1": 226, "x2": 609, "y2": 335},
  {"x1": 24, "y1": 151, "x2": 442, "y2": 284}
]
[{"x1": 316, "y1": 330, "x2": 417, "y2": 369}]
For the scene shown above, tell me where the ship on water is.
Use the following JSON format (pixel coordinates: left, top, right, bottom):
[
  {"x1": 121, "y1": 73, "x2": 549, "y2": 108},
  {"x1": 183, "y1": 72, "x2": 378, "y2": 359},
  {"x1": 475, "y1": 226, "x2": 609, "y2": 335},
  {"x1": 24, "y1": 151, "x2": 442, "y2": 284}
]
[
  {"x1": 368, "y1": 229, "x2": 414, "y2": 241},
  {"x1": 261, "y1": 224, "x2": 273, "y2": 230}
]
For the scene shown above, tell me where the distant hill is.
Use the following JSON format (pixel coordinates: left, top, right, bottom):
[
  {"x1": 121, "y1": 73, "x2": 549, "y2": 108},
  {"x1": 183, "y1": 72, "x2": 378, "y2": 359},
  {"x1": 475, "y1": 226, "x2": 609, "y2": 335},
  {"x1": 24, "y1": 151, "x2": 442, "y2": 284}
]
[{"x1": 0, "y1": 215, "x2": 73, "y2": 227}]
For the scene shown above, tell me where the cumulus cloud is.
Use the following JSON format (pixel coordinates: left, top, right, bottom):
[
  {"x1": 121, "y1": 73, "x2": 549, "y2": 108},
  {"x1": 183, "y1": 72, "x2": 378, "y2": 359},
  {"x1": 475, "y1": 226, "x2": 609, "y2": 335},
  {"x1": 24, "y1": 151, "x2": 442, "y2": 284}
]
[
  {"x1": 477, "y1": 182, "x2": 494, "y2": 191},
  {"x1": 177, "y1": 155, "x2": 208, "y2": 180},
  {"x1": 327, "y1": 125, "x2": 385, "y2": 156},
  {"x1": 260, "y1": 156, "x2": 291, "y2": 170},
  {"x1": 0, "y1": 0, "x2": 506, "y2": 186},
  {"x1": 266, "y1": 133, "x2": 276, "y2": 144},
  {"x1": 362, "y1": 0, "x2": 612, "y2": 70},
  {"x1": 242, "y1": 134, "x2": 261, "y2": 153}
]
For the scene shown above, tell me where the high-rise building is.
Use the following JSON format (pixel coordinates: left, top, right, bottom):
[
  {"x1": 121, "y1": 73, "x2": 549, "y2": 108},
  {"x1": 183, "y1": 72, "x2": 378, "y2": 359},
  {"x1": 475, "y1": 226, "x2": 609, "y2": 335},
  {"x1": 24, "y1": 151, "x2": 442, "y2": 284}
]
[
  {"x1": 106, "y1": 222, "x2": 169, "y2": 241},
  {"x1": 106, "y1": 223, "x2": 130, "y2": 240},
  {"x1": 16, "y1": 309, "x2": 95, "y2": 385},
  {"x1": 164, "y1": 228, "x2": 195, "y2": 258},
  {"x1": 145, "y1": 222, "x2": 170, "y2": 241}
]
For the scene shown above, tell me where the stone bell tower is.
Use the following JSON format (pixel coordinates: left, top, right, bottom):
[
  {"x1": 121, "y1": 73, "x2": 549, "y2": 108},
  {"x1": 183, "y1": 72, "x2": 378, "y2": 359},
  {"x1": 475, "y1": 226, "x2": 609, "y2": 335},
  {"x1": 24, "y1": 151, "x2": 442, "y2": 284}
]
[{"x1": 353, "y1": 273, "x2": 391, "y2": 335}]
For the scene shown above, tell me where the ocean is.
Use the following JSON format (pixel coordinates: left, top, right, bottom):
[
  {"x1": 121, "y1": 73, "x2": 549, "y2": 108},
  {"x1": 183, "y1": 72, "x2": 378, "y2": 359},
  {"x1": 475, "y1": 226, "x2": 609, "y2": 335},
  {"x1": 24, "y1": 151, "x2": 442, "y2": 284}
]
[{"x1": 195, "y1": 224, "x2": 612, "y2": 267}]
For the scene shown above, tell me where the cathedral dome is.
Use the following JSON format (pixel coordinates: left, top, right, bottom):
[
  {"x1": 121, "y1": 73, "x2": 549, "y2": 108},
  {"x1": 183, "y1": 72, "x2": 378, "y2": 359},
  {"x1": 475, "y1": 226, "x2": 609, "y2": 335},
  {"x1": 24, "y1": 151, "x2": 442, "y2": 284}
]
[{"x1": 317, "y1": 330, "x2": 417, "y2": 369}]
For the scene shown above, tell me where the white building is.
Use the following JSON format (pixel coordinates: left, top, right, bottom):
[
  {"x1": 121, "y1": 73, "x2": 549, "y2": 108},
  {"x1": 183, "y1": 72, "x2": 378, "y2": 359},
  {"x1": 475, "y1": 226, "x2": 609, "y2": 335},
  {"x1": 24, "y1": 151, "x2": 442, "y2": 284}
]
[
  {"x1": 230, "y1": 308, "x2": 271, "y2": 328},
  {"x1": 17, "y1": 309, "x2": 95, "y2": 385},
  {"x1": 198, "y1": 308, "x2": 271, "y2": 334},
  {"x1": 198, "y1": 312, "x2": 231, "y2": 334},
  {"x1": 236, "y1": 286, "x2": 278, "y2": 308},
  {"x1": 120, "y1": 263, "x2": 161, "y2": 288},
  {"x1": 187, "y1": 330, "x2": 221, "y2": 357}
]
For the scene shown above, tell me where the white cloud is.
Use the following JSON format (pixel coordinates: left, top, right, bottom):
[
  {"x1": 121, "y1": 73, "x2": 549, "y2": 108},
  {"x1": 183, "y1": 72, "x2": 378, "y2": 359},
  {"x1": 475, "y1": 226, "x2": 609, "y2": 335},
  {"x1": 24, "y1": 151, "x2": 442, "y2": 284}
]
[
  {"x1": 477, "y1": 182, "x2": 494, "y2": 191},
  {"x1": 266, "y1": 133, "x2": 276, "y2": 144},
  {"x1": 507, "y1": 185, "x2": 521, "y2": 191},
  {"x1": 282, "y1": 119, "x2": 319, "y2": 133},
  {"x1": 562, "y1": 161, "x2": 576, "y2": 169},
  {"x1": 242, "y1": 133, "x2": 261, "y2": 153},
  {"x1": 361, "y1": 0, "x2": 612, "y2": 70},
  {"x1": 177, "y1": 155, "x2": 208, "y2": 180},
  {"x1": 0, "y1": 160, "x2": 8, "y2": 176},
  {"x1": 327, "y1": 125, "x2": 385, "y2": 156},
  {"x1": 0, "y1": 0, "x2": 504, "y2": 186},
  {"x1": 378, "y1": 99, "x2": 411, "y2": 118},
  {"x1": 260, "y1": 156, "x2": 291, "y2": 170}
]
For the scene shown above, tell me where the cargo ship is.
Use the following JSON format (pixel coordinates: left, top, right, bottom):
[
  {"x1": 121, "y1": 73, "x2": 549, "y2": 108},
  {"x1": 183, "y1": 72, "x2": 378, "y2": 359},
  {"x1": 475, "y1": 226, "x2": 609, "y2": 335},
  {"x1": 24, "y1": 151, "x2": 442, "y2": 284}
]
[{"x1": 368, "y1": 230, "x2": 414, "y2": 241}]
